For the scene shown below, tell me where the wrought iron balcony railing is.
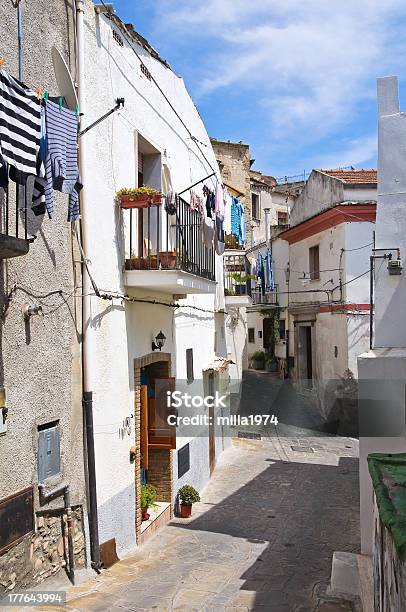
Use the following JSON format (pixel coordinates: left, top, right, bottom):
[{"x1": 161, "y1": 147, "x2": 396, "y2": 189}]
[
  {"x1": 125, "y1": 195, "x2": 215, "y2": 282},
  {"x1": 251, "y1": 285, "x2": 278, "y2": 305},
  {"x1": 0, "y1": 185, "x2": 30, "y2": 258}
]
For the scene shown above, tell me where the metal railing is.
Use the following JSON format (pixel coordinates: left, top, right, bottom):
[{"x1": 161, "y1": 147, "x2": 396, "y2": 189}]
[
  {"x1": 0, "y1": 185, "x2": 28, "y2": 241},
  {"x1": 126, "y1": 195, "x2": 215, "y2": 281},
  {"x1": 251, "y1": 285, "x2": 278, "y2": 305},
  {"x1": 224, "y1": 253, "x2": 252, "y2": 297}
]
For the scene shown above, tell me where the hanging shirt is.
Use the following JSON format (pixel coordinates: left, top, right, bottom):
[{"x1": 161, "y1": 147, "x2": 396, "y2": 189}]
[
  {"x1": 231, "y1": 197, "x2": 241, "y2": 237},
  {"x1": 34, "y1": 100, "x2": 82, "y2": 221},
  {"x1": 223, "y1": 190, "x2": 232, "y2": 235},
  {"x1": 265, "y1": 247, "x2": 274, "y2": 290},
  {"x1": 251, "y1": 257, "x2": 257, "y2": 278},
  {"x1": 214, "y1": 216, "x2": 225, "y2": 255},
  {"x1": 240, "y1": 204, "x2": 246, "y2": 246},
  {"x1": 257, "y1": 251, "x2": 265, "y2": 294},
  {"x1": 0, "y1": 70, "x2": 41, "y2": 184},
  {"x1": 215, "y1": 182, "x2": 226, "y2": 220}
]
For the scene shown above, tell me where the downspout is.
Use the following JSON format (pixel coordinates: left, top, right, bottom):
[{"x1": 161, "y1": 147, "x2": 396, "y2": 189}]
[{"x1": 75, "y1": 0, "x2": 101, "y2": 572}]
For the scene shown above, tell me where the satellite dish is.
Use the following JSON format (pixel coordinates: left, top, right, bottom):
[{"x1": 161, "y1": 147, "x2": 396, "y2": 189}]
[{"x1": 51, "y1": 46, "x2": 78, "y2": 111}]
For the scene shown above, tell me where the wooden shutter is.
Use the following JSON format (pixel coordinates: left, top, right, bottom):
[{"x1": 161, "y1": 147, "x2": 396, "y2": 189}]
[
  {"x1": 309, "y1": 245, "x2": 320, "y2": 280},
  {"x1": 140, "y1": 385, "x2": 149, "y2": 470},
  {"x1": 148, "y1": 377, "x2": 176, "y2": 449}
]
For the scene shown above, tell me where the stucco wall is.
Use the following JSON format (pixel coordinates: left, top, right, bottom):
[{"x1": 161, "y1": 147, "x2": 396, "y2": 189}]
[
  {"x1": 82, "y1": 3, "x2": 223, "y2": 553},
  {"x1": 290, "y1": 170, "x2": 344, "y2": 227},
  {"x1": 0, "y1": 0, "x2": 87, "y2": 591}
]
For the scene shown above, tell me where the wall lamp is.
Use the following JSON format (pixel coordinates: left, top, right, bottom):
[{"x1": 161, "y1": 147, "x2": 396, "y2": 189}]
[{"x1": 152, "y1": 330, "x2": 166, "y2": 352}]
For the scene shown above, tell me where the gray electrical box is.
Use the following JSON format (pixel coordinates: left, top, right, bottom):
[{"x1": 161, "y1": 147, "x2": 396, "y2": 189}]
[{"x1": 37, "y1": 422, "x2": 61, "y2": 482}]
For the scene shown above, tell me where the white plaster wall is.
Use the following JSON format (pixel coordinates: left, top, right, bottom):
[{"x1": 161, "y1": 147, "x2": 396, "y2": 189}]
[
  {"x1": 343, "y1": 186, "x2": 377, "y2": 202},
  {"x1": 344, "y1": 222, "x2": 375, "y2": 305},
  {"x1": 289, "y1": 225, "x2": 344, "y2": 306},
  {"x1": 251, "y1": 188, "x2": 291, "y2": 246},
  {"x1": 374, "y1": 76, "x2": 406, "y2": 348},
  {"x1": 290, "y1": 171, "x2": 344, "y2": 226},
  {"x1": 83, "y1": 4, "x2": 222, "y2": 554}
]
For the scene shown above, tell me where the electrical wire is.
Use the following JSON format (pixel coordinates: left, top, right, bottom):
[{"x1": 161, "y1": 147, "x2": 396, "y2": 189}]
[{"x1": 97, "y1": 1, "x2": 218, "y2": 179}]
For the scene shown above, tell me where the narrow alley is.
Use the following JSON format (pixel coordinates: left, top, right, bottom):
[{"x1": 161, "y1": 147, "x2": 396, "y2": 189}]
[{"x1": 52, "y1": 422, "x2": 359, "y2": 612}]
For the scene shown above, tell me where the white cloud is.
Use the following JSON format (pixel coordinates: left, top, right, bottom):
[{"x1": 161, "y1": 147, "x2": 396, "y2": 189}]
[
  {"x1": 152, "y1": 0, "x2": 406, "y2": 167},
  {"x1": 306, "y1": 135, "x2": 377, "y2": 171}
]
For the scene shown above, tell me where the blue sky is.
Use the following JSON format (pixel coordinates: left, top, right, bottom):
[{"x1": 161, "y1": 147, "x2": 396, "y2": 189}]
[{"x1": 112, "y1": 0, "x2": 406, "y2": 178}]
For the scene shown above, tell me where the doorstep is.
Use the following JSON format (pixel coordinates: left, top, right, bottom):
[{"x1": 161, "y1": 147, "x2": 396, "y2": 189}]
[{"x1": 139, "y1": 501, "x2": 171, "y2": 545}]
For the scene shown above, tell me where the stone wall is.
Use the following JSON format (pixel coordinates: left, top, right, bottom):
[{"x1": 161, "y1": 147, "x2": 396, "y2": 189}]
[
  {"x1": 210, "y1": 139, "x2": 252, "y2": 244},
  {"x1": 0, "y1": 507, "x2": 86, "y2": 593}
]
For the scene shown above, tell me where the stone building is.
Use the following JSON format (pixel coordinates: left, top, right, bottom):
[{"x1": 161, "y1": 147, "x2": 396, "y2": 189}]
[
  {"x1": 0, "y1": 0, "x2": 87, "y2": 592},
  {"x1": 210, "y1": 138, "x2": 252, "y2": 245}
]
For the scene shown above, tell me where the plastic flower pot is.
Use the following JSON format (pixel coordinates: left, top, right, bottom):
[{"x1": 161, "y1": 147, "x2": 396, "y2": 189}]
[{"x1": 141, "y1": 508, "x2": 150, "y2": 521}]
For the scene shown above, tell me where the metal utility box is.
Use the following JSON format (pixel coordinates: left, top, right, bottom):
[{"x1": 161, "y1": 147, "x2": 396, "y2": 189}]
[{"x1": 37, "y1": 422, "x2": 61, "y2": 482}]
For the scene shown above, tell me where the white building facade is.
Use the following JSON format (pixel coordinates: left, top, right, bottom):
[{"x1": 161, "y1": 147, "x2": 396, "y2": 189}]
[{"x1": 81, "y1": 2, "x2": 229, "y2": 556}]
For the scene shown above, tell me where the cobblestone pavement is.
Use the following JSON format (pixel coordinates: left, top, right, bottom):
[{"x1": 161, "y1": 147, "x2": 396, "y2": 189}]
[{"x1": 43, "y1": 430, "x2": 360, "y2": 612}]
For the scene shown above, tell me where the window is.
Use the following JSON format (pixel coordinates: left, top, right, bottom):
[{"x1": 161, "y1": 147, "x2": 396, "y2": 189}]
[
  {"x1": 279, "y1": 319, "x2": 286, "y2": 340},
  {"x1": 186, "y1": 348, "x2": 194, "y2": 383},
  {"x1": 251, "y1": 193, "x2": 260, "y2": 220},
  {"x1": 178, "y1": 443, "x2": 190, "y2": 478},
  {"x1": 248, "y1": 328, "x2": 255, "y2": 343},
  {"x1": 309, "y1": 245, "x2": 320, "y2": 280},
  {"x1": 277, "y1": 211, "x2": 288, "y2": 226}
]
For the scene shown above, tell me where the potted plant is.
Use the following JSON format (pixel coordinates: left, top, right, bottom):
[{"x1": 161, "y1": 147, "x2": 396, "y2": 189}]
[
  {"x1": 265, "y1": 355, "x2": 278, "y2": 372},
  {"x1": 126, "y1": 251, "x2": 158, "y2": 270},
  {"x1": 251, "y1": 350, "x2": 265, "y2": 370},
  {"x1": 140, "y1": 483, "x2": 157, "y2": 521},
  {"x1": 178, "y1": 484, "x2": 200, "y2": 518},
  {"x1": 117, "y1": 186, "x2": 163, "y2": 209},
  {"x1": 228, "y1": 272, "x2": 255, "y2": 295},
  {"x1": 159, "y1": 250, "x2": 177, "y2": 269}
]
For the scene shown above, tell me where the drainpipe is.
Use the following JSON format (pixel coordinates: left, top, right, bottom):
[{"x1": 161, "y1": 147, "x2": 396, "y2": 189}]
[
  {"x1": 38, "y1": 484, "x2": 75, "y2": 584},
  {"x1": 76, "y1": 0, "x2": 101, "y2": 572}
]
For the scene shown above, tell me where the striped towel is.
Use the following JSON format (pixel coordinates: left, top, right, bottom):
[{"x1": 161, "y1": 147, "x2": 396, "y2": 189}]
[
  {"x1": 33, "y1": 100, "x2": 82, "y2": 222},
  {"x1": 0, "y1": 70, "x2": 41, "y2": 183}
]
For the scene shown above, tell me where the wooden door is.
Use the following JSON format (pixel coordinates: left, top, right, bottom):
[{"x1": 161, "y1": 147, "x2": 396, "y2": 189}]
[{"x1": 148, "y1": 377, "x2": 177, "y2": 449}]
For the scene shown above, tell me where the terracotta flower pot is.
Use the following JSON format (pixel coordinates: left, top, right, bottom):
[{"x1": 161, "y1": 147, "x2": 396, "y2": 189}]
[
  {"x1": 159, "y1": 251, "x2": 177, "y2": 269},
  {"x1": 180, "y1": 503, "x2": 192, "y2": 518},
  {"x1": 141, "y1": 508, "x2": 150, "y2": 521},
  {"x1": 118, "y1": 193, "x2": 162, "y2": 209},
  {"x1": 126, "y1": 257, "x2": 158, "y2": 270}
]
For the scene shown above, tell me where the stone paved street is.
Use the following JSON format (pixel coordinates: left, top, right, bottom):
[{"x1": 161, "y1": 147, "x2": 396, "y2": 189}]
[{"x1": 43, "y1": 428, "x2": 360, "y2": 612}]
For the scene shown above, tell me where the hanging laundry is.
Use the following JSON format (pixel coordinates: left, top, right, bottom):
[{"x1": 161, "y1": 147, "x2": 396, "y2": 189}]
[
  {"x1": 250, "y1": 256, "x2": 257, "y2": 278},
  {"x1": 223, "y1": 190, "x2": 232, "y2": 235},
  {"x1": 165, "y1": 190, "x2": 177, "y2": 215},
  {"x1": 265, "y1": 247, "x2": 274, "y2": 290},
  {"x1": 215, "y1": 182, "x2": 226, "y2": 220},
  {"x1": 33, "y1": 99, "x2": 82, "y2": 221},
  {"x1": 0, "y1": 70, "x2": 41, "y2": 185},
  {"x1": 230, "y1": 196, "x2": 246, "y2": 246},
  {"x1": 257, "y1": 251, "x2": 265, "y2": 294},
  {"x1": 240, "y1": 205, "x2": 246, "y2": 246},
  {"x1": 190, "y1": 190, "x2": 202, "y2": 213},
  {"x1": 214, "y1": 216, "x2": 225, "y2": 255}
]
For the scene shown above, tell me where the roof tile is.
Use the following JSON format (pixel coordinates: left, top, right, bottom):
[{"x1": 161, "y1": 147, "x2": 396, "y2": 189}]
[{"x1": 320, "y1": 169, "x2": 377, "y2": 184}]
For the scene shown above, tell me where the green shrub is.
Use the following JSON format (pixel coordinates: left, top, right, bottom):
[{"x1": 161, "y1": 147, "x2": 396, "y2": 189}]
[
  {"x1": 116, "y1": 186, "x2": 160, "y2": 197},
  {"x1": 140, "y1": 484, "x2": 157, "y2": 510},
  {"x1": 178, "y1": 484, "x2": 200, "y2": 505},
  {"x1": 251, "y1": 350, "x2": 265, "y2": 361}
]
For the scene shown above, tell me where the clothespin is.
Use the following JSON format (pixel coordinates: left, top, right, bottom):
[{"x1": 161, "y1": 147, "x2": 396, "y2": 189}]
[
  {"x1": 75, "y1": 103, "x2": 79, "y2": 117},
  {"x1": 58, "y1": 96, "x2": 63, "y2": 112},
  {"x1": 43, "y1": 90, "x2": 49, "y2": 103},
  {"x1": 35, "y1": 87, "x2": 43, "y2": 101},
  {"x1": 0, "y1": 58, "x2": 5, "y2": 68}
]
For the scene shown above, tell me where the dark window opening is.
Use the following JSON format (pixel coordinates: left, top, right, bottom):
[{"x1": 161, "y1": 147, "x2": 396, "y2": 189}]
[
  {"x1": 186, "y1": 348, "x2": 194, "y2": 383},
  {"x1": 309, "y1": 245, "x2": 320, "y2": 280},
  {"x1": 279, "y1": 319, "x2": 286, "y2": 340},
  {"x1": 248, "y1": 328, "x2": 255, "y2": 343},
  {"x1": 251, "y1": 193, "x2": 260, "y2": 219},
  {"x1": 178, "y1": 443, "x2": 190, "y2": 478},
  {"x1": 277, "y1": 211, "x2": 288, "y2": 226}
]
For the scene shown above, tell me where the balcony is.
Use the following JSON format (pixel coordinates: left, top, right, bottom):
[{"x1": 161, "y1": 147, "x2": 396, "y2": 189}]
[
  {"x1": 249, "y1": 286, "x2": 279, "y2": 311},
  {"x1": 123, "y1": 195, "x2": 216, "y2": 295},
  {"x1": 0, "y1": 187, "x2": 29, "y2": 258},
  {"x1": 224, "y1": 253, "x2": 252, "y2": 307}
]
